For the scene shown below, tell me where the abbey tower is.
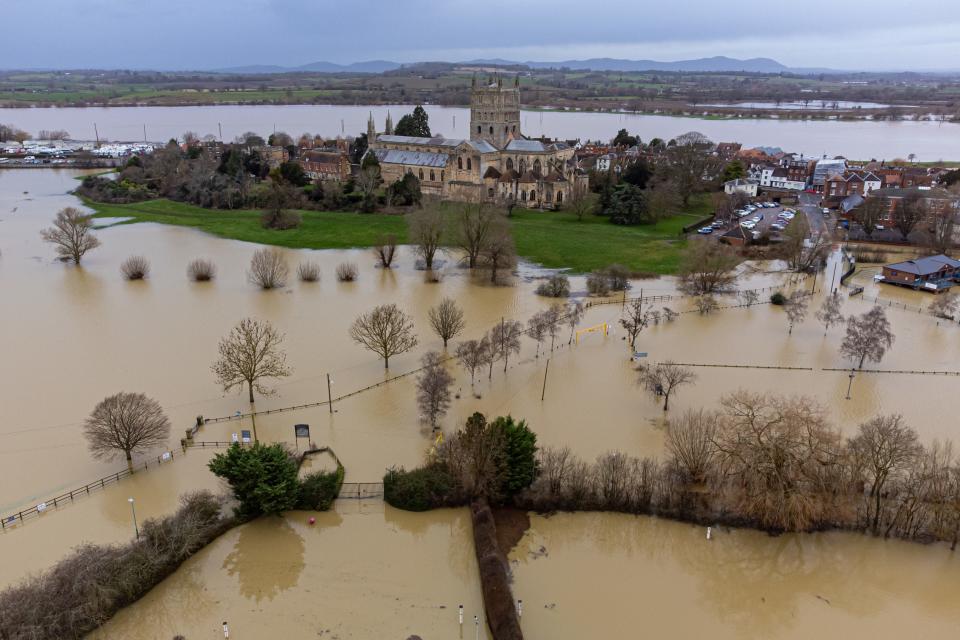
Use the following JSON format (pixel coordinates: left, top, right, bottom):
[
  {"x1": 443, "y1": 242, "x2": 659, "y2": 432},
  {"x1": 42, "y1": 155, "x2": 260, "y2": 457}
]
[{"x1": 469, "y1": 75, "x2": 521, "y2": 149}]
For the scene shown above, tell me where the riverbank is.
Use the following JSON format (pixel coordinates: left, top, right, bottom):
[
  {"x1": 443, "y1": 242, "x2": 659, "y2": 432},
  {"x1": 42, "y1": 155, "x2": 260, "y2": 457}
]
[{"x1": 87, "y1": 197, "x2": 708, "y2": 274}]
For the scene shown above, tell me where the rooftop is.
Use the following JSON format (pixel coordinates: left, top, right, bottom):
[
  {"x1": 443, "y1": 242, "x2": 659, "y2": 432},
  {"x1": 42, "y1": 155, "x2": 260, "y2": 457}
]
[
  {"x1": 886, "y1": 254, "x2": 960, "y2": 276},
  {"x1": 372, "y1": 148, "x2": 449, "y2": 168}
]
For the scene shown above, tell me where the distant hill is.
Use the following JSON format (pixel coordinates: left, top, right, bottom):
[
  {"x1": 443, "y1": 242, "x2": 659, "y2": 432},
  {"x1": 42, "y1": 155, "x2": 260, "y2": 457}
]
[
  {"x1": 466, "y1": 56, "x2": 791, "y2": 73},
  {"x1": 215, "y1": 60, "x2": 401, "y2": 74}
]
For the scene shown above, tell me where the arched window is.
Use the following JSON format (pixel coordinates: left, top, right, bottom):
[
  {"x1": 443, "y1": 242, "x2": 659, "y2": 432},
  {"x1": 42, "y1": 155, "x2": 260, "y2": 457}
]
[
  {"x1": 508, "y1": 192, "x2": 514, "y2": 200},
  {"x1": 533, "y1": 159, "x2": 542, "y2": 175},
  {"x1": 467, "y1": 158, "x2": 472, "y2": 170},
  {"x1": 519, "y1": 159, "x2": 526, "y2": 174},
  {"x1": 489, "y1": 126, "x2": 493, "y2": 135},
  {"x1": 504, "y1": 126, "x2": 509, "y2": 134},
  {"x1": 521, "y1": 190, "x2": 527, "y2": 201},
  {"x1": 477, "y1": 125, "x2": 482, "y2": 134},
  {"x1": 512, "y1": 125, "x2": 516, "y2": 133},
  {"x1": 430, "y1": 170, "x2": 435, "y2": 181},
  {"x1": 487, "y1": 187, "x2": 494, "y2": 198},
  {"x1": 546, "y1": 192, "x2": 552, "y2": 203},
  {"x1": 419, "y1": 169, "x2": 424, "y2": 180},
  {"x1": 441, "y1": 170, "x2": 444, "y2": 181},
  {"x1": 530, "y1": 190, "x2": 536, "y2": 201},
  {"x1": 458, "y1": 157, "x2": 463, "y2": 170},
  {"x1": 557, "y1": 191, "x2": 563, "y2": 204},
  {"x1": 506, "y1": 158, "x2": 514, "y2": 171}
]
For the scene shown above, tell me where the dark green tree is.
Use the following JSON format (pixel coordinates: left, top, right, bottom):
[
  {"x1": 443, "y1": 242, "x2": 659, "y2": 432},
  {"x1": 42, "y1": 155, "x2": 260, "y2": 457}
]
[
  {"x1": 722, "y1": 160, "x2": 746, "y2": 182},
  {"x1": 608, "y1": 184, "x2": 652, "y2": 225},
  {"x1": 621, "y1": 159, "x2": 652, "y2": 188},
  {"x1": 208, "y1": 442, "x2": 300, "y2": 519},
  {"x1": 279, "y1": 160, "x2": 310, "y2": 187},
  {"x1": 350, "y1": 133, "x2": 369, "y2": 165},
  {"x1": 490, "y1": 416, "x2": 538, "y2": 497},
  {"x1": 387, "y1": 173, "x2": 422, "y2": 206},
  {"x1": 612, "y1": 128, "x2": 638, "y2": 147},
  {"x1": 394, "y1": 105, "x2": 431, "y2": 137}
]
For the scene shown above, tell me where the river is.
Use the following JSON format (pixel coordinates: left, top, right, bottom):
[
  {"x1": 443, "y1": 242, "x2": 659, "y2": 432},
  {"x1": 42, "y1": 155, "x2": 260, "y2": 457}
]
[
  {"x1": 2, "y1": 104, "x2": 959, "y2": 160},
  {"x1": 2, "y1": 169, "x2": 960, "y2": 637}
]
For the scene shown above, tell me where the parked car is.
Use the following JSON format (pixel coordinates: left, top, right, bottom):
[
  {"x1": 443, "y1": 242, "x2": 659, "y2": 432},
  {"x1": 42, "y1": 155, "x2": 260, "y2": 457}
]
[
  {"x1": 822, "y1": 208, "x2": 830, "y2": 214},
  {"x1": 770, "y1": 223, "x2": 785, "y2": 231},
  {"x1": 697, "y1": 227, "x2": 713, "y2": 234}
]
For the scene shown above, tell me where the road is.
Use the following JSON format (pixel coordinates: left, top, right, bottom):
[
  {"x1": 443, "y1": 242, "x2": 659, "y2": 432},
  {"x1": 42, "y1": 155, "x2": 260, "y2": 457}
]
[{"x1": 798, "y1": 191, "x2": 829, "y2": 237}]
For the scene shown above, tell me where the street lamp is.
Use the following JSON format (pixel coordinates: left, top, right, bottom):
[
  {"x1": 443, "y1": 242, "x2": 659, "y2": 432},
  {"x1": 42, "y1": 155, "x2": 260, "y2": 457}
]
[
  {"x1": 128, "y1": 497, "x2": 139, "y2": 540},
  {"x1": 846, "y1": 368, "x2": 856, "y2": 400}
]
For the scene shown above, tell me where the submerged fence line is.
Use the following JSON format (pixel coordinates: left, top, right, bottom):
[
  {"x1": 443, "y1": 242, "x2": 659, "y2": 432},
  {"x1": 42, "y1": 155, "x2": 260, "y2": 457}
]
[
  {"x1": 658, "y1": 362, "x2": 814, "y2": 371},
  {"x1": 1, "y1": 449, "x2": 186, "y2": 530}
]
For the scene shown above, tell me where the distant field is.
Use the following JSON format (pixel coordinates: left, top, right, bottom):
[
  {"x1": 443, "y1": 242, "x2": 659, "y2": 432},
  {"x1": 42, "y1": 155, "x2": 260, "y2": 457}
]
[{"x1": 87, "y1": 196, "x2": 709, "y2": 274}]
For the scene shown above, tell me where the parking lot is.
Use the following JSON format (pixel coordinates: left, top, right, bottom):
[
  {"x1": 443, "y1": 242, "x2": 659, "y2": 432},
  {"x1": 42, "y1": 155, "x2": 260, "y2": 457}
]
[{"x1": 695, "y1": 201, "x2": 800, "y2": 241}]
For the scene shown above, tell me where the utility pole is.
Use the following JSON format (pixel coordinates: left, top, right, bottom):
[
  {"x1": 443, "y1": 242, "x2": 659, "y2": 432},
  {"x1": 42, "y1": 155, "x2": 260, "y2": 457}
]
[
  {"x1": 540, "y1": 359, "x2": 550, "y2": 401},
  {"x1": 846, "y1": 368, "x2": 855, "y2": 400},
  {"x1": 127, "y1": 497, "x2": 139, "y2": 540},
  {"x1": 143, "y1": 124, "x2": 147, "y2": 143},
  {"x1": 93, "y1": 122, "x2": 99, "y2": 147},
  {"x1": 218, "y1": 122, "x2": 223, "y2": 142},
  {"x1": 327, "y1": 373, "x2": 333, "y2": 414},
  {"x1": 830, "y1": 261, "x2": 838, "y2": 293}
]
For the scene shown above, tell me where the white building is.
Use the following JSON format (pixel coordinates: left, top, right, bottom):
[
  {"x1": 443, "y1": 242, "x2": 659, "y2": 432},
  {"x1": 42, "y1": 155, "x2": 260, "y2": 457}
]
[{"x1": 724, "y1": 178, "x2": 758, "y2": 197}]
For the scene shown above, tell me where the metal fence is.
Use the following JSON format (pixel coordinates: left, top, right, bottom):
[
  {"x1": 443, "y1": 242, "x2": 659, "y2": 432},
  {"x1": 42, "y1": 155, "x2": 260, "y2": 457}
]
[
  {"x1": 338, "y1": 482, "x2": 384, "y2": 500},
  {"x1": 1, "y1": 450, "x2": 184, "y2": 529}
]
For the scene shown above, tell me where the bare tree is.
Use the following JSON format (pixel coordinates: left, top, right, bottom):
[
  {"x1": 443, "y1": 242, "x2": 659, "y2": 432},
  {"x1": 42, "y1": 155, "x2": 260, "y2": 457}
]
[
  {"x1": 428, "y1": 297, "x2": 465, "y2": 348},
  {"x1": 187, "y1": 258, "x2": 217, "y2": 282},
  {"x1": 40, "y1": 207, "x2": 101, "y2": 264},
  {"x1": 816, "y1": 291, "x2": 844, "y2": 335},
  {"x1": 248, "y1": 248, "x2": 289, "y2": 289},
  {"x1": 891, "y1": 193, "x2": 925, "y2": 239},
  {"x1": 408, "y1": 208, "x2": 445, "y2": 270},
  {"x1": 677, "y1": 241, "x2": 740, "y2": 296},
  {"x1": 212, "y1": 318, "x2": 292, "y2": 402},
  {"x1": 297, "y1": 261, "x2": 320, "y2": 282},
  {"x1": 544, "y1": 304, "x2": 563, "y2": 351},
  {"x1": 739, "y1": 289, "x2": 760, "y2": 307},
  {"x1": 490, "y1": 319, "x2": 523, "y2": 372},
  {"x1": 527, "y1": 310, "x2": 549, "y2": 358},
  {"x1": 840, "y1": 306, "x2": 895, "y2": 369},
  {"x1": 784, "y1": 291, "x2": 809, "y2": 334},
  {"x1": 350, "y1": 303, "x2": 418, "y2": 368},
  {"x1": 373, "y1": 233, "x2": 398, "y2": 268},
  {"x1": 336, "y1": 262, "x2": 358, "y2": 282},
  {"x1": 456, "y1": 339, "x2": 486, "y2": 387},
  {"x1": 663, "y1": 132, "x2": 721, "y2": 205},
  {"x1": 455, "y1": 204, "x2": 498, "y2": 268},
  {"x1": 480, "y1": 220, "x2": 516, "y2": 285},
  {"x1": 638, "y1": 361, "x2": 696, "y2": 411},
  {"x1": 416, "y1": 351, "x2": 454, "y2": 429},
  {"x1": 781, "y1": 215, "x2": 828, "y2": 273},
  {"x1": 853, "y1": 196, "x2": 888, "y2": 239},
  {"x1": 568, "y1": 183, "x2": 591, "y2": 222},
  {"x1": 665, "y1": 409, "x2": 719, "y2": 484},
  {"x1": 120, "y1": 255, "x2": 150, "y2": 280},
  {"x1": 929, "y1": 292, "x2": 959, "y2": 320},
  {"x1": 619, "y1": 298, "x2": 651, "y2": 349},
  {"x1": 695, "y1": 294, "x2": 719, "y2": 314},
  {"x1": 918, "y1": 204, "x2": 957, "y2": 255},
  {"x1": 566, "y1": 300, "x2": 585, "y2": 344},
  {"x1": 83, "y1": 392, "x2": 171, "y2": 463},
  {"x1": 850, "y1": 414, "x2": 922, "y2": 535}
]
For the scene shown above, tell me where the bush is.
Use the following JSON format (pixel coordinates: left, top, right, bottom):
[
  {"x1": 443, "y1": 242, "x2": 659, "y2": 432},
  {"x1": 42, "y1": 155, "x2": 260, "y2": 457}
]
[
  {"x1": 296, "y1": 465, "x2": 344, "y2": 511},
  {"x1": 208, "y1": 443, "x2": 300, "y2": 519},
  {"x1": 535, "y1": 274, "x2": 570, "y2": 298},
  {"x1": 384, "y1": 463, "x2": 460, "y2": 511},
  {"x1": 605, "y1": 264, "x2": 632, "y2": 291},
  {"x1": 297, "y1": 261, "x2": 320, "y2": 282},
  {"x1": 336, "y1": 262, "x2": 358, "y2": 282},
  {"x1": 586, "y1": 270, "x2": 611, "y2": 296},
  {"x1": 770, "y1": 292, "x2": 787, "y2": 305},
  {"x1": 260, "y1": 208, "x2": 302, "y2": 230},
  {"x1": 248, "y1": 247, "x2": 289, "y2": 289},
  {"x1": 187, "y1": 258, "x2": 216, "y2": 281},
  {"x1": 490, "y1": 416, "x2": 538, "y2": 497},
  {"x1": 120, "y1": 255, "x2": 150, "y2": 280},
  {"x1": 0, "y1": 491, "x2": 229, "y2": 640}
]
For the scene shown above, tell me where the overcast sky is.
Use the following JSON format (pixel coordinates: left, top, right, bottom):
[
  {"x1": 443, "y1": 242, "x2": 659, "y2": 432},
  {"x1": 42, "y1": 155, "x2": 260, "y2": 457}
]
[{"x1": 5, "y1": 0, "x2": 960, "y2": 71}]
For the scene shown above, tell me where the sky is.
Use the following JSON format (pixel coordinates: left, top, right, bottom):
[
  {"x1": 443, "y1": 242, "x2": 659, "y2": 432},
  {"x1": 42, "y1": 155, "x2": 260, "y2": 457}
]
[{"x1": 4, "y1": 0, "x2": 960, "y2": 71}]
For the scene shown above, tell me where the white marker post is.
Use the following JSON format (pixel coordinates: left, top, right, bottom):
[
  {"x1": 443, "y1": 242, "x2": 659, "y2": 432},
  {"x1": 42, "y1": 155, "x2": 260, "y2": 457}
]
[
  {"x1": 517, "y1": 599, "x2": 523, "y2": 618},
  {"x1": 474, "y1": 615, "x2": 479, "y2": 640},
  {"x1": 222, "y1": 621, "x2": 229, "y2": 638}
]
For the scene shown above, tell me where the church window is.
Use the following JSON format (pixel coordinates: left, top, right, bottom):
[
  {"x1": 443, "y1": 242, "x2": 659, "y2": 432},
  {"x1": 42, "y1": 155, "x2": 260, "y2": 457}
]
[
  {"x1": 505, "y1": 126, "x2": 508, "y2": 134},
  {"x1": 458, "y1": 157, "x2": 463, "y2": 170},
  {"x1": 533, "y1": 159, "x2": 542, "y2": 175},
  {"x1": 530, "y1": 190, "x2": 536, "y2": 201},
  {"x1": 487, "y1": 187, "x2": 494, "y2": 198},
  {"x1": 506, "y1": 158, "x2": 514, "y2": 171},
  {"x1": 512, "y1": 125, "x2": 516, "y2": 133},
  {"x1": 441, "y1": 171, "x2": 445, "y2": 181},
  {"x1": 557, "y1": 191, "x2": 563, "y2": 204},
  {"x1": 519, "y1": 159, "x2": 526, "y2": 174},
  {"x1": 477, "y1": 125, "x2": 482, "y2": 134},
  {"x1": 489, "y1": 126, "x2": 493, "y2": 135},
  {"x1": 430, "y1": 170, "x2": 435, "y2": 181},
  {"x1": 467, "y1": 158, "x2": 472, "y2": 170},
  {"x1": 521, "y1": 190, "x2": 527, "y2": 201}
]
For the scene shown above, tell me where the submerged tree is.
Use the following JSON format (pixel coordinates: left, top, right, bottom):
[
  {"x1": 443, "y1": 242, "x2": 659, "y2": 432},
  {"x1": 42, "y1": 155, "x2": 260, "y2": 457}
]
[
  {"x1": 784, "y1": 291, "x2": 809, "y2": 335},
  {"x1": 456, "y1": 338, "x2": 487, "y2": 387},
  {"x1": 677, "y1": 241, "x2": 740, "y2": 296},
  {"x1": 455, "y1": 204, "x2": 498, "y2": 269},
  {"x1": 815, "y1": 291, "x2": 845, "y2": 335},
  {"x1": 620, "y1": 298, "x2": 651, "y2": 349},
  {"x1": 83, "y1": 392, "x2": 171, "y2": 463},
  {"x1": 408, "y1": 208, "x2": 445, "y2": 270},
  {"x1": 212, "y1": 318, "x2": 292, "y2": 402},
  {"x1": 566, "y1": 300, "x2": 585, "y2": 344},
  {"x1": 40, "y1": 207, "x2": 101, "y2": 264},
  {"x1": 350, "y1": 303, "x2": 418, "y2": 369},
  {"x1": 638, "y1": 361, "x2": 696, "y2": 411},
  {"x1": 840, "y1": 306, "x2": 895, "y2": 369},
  {"x1": 416, "y1": 351, "x2": 454, "y2": 429},
  {"x1": 428, "y1": 298, "x2": 465, "y2": 349},
  {"x1": 928, "y1": 292, "x2": 959, "y2": 321},
  {"x1": 490, "y1": 319, "x2": 523, "y2": 372}
]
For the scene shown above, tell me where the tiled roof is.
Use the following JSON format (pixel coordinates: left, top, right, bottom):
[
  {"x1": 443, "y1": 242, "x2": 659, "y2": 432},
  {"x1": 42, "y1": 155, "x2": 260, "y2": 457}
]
[
  {"x1": 483, "y1": 166, "x2": 502, "y2": 179},
  {"x1": 505, "y1": 139, "x2": 547, "y2": 152},
  {"x1": 465, "y1": 139, "x2": 498, "y2": 153},
  {"x1": 377, "y1": 135, "x2": 464, "y2": 148},
  {"x1": 372, "y1": 148, "x2": 449, "y2": 168},
  {"x1": 886, "y1": 255, "x2": 960, "y2": 276}
]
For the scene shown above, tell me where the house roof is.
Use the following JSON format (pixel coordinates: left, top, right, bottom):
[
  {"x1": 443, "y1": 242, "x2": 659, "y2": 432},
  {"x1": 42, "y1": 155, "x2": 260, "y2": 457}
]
[
  {"x1": 372, "y1": 148, "x2": 448, "y2": 168},
  {"x1": 301, "y1": 150, "x2": 344, "y2": 164},
  {"x1": 517, "y1": 170, "x2": 540, "y2": 183},
  {"x1": 377, "y1": 135, "x2": 463, "y2": 148},
  {"x1": 886, "y1": 254, "x2": 960, "y2": 276},
  {"x1": 483, "y1": 166, "x2": 502, "y2": 179},
  {"x1": 869, "y1": 186, "x2": 954, "y2": 199},
  {"x1": 498, "y1": 169, "x2": 520, "y2": 182}
]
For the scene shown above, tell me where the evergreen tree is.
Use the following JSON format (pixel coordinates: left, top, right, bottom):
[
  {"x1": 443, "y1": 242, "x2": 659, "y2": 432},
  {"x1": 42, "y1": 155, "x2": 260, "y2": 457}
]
[{"x1": 395, "y1": 105, "x2": 431, "y2": 137}]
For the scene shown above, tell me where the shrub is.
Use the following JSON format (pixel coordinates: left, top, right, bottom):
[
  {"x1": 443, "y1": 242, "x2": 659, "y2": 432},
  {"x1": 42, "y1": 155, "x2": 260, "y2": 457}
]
[
  {"x1": 296, "y1": 465, "x2": 344, "y2": 511},
  {"x1": 120, "y1": 255, "x2": 150, "y2": 280},
  {"x1": 0, "y1": 492, "x2": 229, "y2": 640},
  {"x1": 336, "y1": 262, "x2": 358, "y2": 282},
  {"x1": 535, "y1": 274, "x2": 571, "y2": 298},
  {"x1": 260, "y1": 208, "x2": 302, "y2": 230},
  {"x1": 297, "y1": 261, "x2": 321, "y2": 282},
  {"x1": 770, "y1": 292, "x2": 787, "y2": 305},
  {"x1": 383, "y1": 463, "x2": 460, "y2": 511},
  {"x1": 248, "y1": 248, "x2": 289, "y2": 289},
  {"x1": 208, "y1": 442, "x2": 300, "y2": 519},
  {"x1": 490, "y1": 416, "x2": 538, "y2": 497},
  {"x1": 586, "y1": 270, "x2": 611, "y2": 296},
  {"x1": 187, "y1": 258, "x2": 216, "y2": 282},
  {"x1": 605, "y1": 264, "x2": 632, "y2": 291}
]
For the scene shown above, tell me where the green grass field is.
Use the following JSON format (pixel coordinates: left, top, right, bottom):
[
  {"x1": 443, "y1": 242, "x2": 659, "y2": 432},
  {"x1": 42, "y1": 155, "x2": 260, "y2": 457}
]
[{"x1": 88, "y1": 196, "x2": 709, "y2": 274}]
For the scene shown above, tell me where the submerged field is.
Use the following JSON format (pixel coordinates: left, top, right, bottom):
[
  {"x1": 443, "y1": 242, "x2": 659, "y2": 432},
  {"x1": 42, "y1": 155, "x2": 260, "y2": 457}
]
[{"x1": 87, "y1": 196, "x2": 706, "y2": 274}]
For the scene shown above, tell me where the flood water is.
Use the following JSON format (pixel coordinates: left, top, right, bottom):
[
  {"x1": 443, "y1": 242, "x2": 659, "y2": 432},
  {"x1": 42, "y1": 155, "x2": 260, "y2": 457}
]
[
  {"x1": 2, "y1": 103, "x2": 959, "y2": 160},
  {"x1": 2, "y1": 169, "x2": 960, "y2": 636}
]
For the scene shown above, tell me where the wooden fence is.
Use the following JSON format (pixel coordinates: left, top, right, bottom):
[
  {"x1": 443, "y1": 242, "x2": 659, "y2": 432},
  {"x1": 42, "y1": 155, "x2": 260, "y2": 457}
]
[{"x1": 337, "y1": 482, "x2": 384, "y2": 500}]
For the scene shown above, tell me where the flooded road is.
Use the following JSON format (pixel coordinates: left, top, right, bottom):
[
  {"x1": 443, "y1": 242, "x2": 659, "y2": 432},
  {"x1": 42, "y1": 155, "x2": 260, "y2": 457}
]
[{"x1": 1, "y1": 169, "x2": 959, "y2": 635}]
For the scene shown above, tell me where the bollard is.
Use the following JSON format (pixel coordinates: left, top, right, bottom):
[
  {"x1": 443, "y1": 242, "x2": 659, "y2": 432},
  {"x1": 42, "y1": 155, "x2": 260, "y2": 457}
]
[
  {"x1": 459, "y1": 604, "x2": 464, "y2": 627},
  {"x1": 518, "y1": 599, "x2": 523, "y2": 618},
  {"x1": 223, "y1": 621, "x2": 229, "y2": 638}
]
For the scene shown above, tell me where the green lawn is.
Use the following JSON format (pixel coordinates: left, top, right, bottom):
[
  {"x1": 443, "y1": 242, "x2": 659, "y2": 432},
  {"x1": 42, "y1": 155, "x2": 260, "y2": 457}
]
[{"x1": 87, "y1": 196, "x2": 709, "y2": 274}]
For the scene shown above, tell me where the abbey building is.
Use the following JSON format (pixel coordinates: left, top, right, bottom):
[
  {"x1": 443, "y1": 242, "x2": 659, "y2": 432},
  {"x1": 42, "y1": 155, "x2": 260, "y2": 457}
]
[{"x1": 365, "y1": 76, "x2": 586, "y2": 208}]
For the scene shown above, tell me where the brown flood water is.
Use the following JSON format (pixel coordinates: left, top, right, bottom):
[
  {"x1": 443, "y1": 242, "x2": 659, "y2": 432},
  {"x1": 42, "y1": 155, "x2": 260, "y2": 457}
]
[{"x1": 2, "y1": 169, "x2": 960, "y2": 636}]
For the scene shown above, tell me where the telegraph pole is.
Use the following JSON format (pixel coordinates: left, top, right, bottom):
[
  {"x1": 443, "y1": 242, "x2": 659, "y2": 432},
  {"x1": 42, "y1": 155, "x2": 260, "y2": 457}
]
[
  {"x1": 540, "y1": 359, "x2": 550, "y2": 401},
  {"x1": 327, "y1": 373, "x2": 333, "y2": 414}
]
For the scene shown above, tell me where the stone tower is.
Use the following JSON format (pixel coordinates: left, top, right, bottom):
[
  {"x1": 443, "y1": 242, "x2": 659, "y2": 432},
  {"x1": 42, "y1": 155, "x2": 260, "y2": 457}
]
[
  {"x1": 367, "y1": 111, "x2": 376, "y2": 145},
  {"x1": 470, "y1": 74, "x2": 521, "y2": 149},
  {"x1": 385, "y1": 111, "x2": 393, "y2": 135}
]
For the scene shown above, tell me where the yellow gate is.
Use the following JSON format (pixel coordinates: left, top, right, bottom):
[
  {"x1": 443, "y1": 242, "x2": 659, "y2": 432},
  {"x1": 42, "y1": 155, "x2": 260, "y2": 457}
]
[{"x1": 575, "y1": 322, "x2": 608, "y2": 344}]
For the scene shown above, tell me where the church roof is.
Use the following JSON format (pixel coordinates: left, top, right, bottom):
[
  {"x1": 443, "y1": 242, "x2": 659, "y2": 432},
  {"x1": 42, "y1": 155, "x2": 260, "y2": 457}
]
[
  {"x1": 465, "y1": 139, "x2": 498, "y2": 153},
  {"x1": 543, "y1": 170, "x2": 567, "y2": 183},
  {"x1": 483, "y1": 166, "x2": 502, "y2": 179},
  {"x1": 377, "y1": 135, "x2": 464, "y2": 148},
  {"x1": 506, "y1": 139, "x2": 547, "y2": 152},
  {"x1": 372, "y1": 148, "x2": 448, "y2": 168},
  {"x1": 498, "y1": 169, "x2": 520, "y2": 182}
]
